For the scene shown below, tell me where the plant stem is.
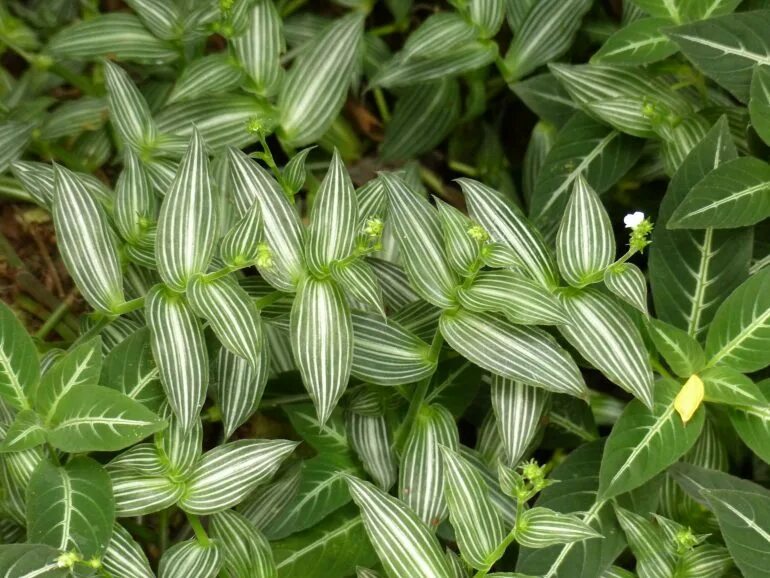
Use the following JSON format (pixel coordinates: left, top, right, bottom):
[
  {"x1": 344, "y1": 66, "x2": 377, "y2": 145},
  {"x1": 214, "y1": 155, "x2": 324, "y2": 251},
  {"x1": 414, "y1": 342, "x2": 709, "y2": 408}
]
[
  {"x1": 373, "y1": 88, "x2": 390, "y2": 123},
  {"x1": 159, "y1": 508, "x2": 170, "y2": 554},
  {"x1": 111, "y1": 296, "x2": 145, "y2": 316},
  {"x1": 35, "y1": 294, "x2": 74, "y2": 339},
  {"x1": 186, "y1": 512, "x2": 211, "y2": 547},
  {"x1": 254, "y1": 290, "x2": 287, "y2": 310},
  {"x1": 70, "y1": 315, "x2": 111, "y2": 348},
  {"x1": 395, "y1": 377, "x2": 431, "y2": 450},
  {"x1": 259, "y1": 393, "x2": 311, "y2": 409},
  {"x1": 47, "y1": 443, "x2": 61, "y2": 467},
  {"x1": 428, "y1": 330, "x2": 444, "y2": 363},
  {"x1": 651, "y1": 357, "x2": 673, "y2": 380}
]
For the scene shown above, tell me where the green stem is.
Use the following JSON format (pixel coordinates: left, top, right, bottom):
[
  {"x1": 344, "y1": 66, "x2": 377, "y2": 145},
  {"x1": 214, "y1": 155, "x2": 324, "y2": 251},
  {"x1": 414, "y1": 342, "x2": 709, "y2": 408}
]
[
  {"x1": 111, "y1": 296, "x2": 145, "y2": 316},
  {"x1": 259, "y1": 393, "x2": 311, "y2": 409},
  {"x1": 35, "y1": 296, "x2": 73, "y2": 340},
  {"x1": 373, "y1": 88, "x2": 390, "y2": 123},
  {"x1": 159, "y1": 508, "x2": 170, "y2": 554},
  {"x1": 47, "y1": 443, "x2": 61, "y2": 467},
  {"x1": 395, "y1": 377, "x2": 431, "y2": 450},
  {"x1": 199, "y1": 266, "x2": 236, "y2": 283},
  {"x1": 448, "y1": 161, "x2": 478, "y2": 177},
  {"x1": 254, "y1": 290, "x2": 287, "y2": 310},
  {"x1": 186, "y1": 512, "x2": 211, "y2": 547},
  {"x1": 651, "y1": 357, "x2": 673, "y2": 380},
  {"x1": 70, "y1": 315, "x2": 111, "y2": 349},
  {"x1": 258, "y1": 135, "x2": 282, "y2": 181},
  {"x1": 428, "y1": 330, "x2": 444, "y2": 363},
  {"x1": 473, "y1": 501, "x2": 525, "y2": 577}
]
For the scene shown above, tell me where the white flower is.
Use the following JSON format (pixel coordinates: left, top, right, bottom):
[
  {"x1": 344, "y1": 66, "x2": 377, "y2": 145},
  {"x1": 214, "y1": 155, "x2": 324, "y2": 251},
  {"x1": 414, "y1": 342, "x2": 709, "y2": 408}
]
[{"x1": 624, "y1": 211, "x2": 645, "y2": 229}]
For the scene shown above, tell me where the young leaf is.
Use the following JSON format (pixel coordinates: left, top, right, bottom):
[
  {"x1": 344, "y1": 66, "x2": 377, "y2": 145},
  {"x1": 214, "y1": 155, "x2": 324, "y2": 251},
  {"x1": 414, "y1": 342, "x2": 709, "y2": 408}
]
[
  {"x1": 604, "y1": 263, "x2": 648, "y2": 316},
  {"x1": 124, "y1": 0, "x2": 180, "y2": 40},
  {"x1": 219, "y1": 200, "x2": 264, "y2": 268},
  {"x1": 102, "y1": 522, "x2": 154, "y2": 578},
  {"x1": 210, "y1": 510, "x2": 277, "y2": 578},
  {"x1": 556, "y1": 175, "x2": 614, "y2": 287},
  {"x1": 158, "y1": 539, "x2": 223, "y2": 578},
  {"x1": 491, "y1": 376, "x2": 549, "y2": 467},
  {"x1": 0, "y1": 301, "x2": 38, "y2": 410},
  {"x1": 115, "y1": 149, "x2": 156, "y2": 247},
  {"x1": 515, "y1": 507, "x2": 602, "y2": 549},
  {"x1": 435, "y1": 198, "x2": 480, "y2": 278},
  {"x1": 27, "y1": 457, "x2": 114, "y2": 558},
  {"x1": 103, "y1": 60, "x2": 157, "y2": 150},
  {"x1": 347, "y1": 476, "x2": 455, "y2": 578},
  {"x1": 648, "y1": 318, "x2": 706, "y2": 378},
  {"x1": 599, "y1": 379, "x2": 705, "y2": 500},
  {"x1": 156, "y1": 414, "x2": 202, "y2": 479},
  {"x1": 155, "y1": 129, "x2": 217, "y2": 291}
]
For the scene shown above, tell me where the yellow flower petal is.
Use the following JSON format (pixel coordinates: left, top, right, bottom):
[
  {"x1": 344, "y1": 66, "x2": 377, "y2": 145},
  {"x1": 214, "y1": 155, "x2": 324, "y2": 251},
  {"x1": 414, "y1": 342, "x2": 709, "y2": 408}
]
[{"x1": 674, "y1": 374, "x2": 704, "y2": 424}]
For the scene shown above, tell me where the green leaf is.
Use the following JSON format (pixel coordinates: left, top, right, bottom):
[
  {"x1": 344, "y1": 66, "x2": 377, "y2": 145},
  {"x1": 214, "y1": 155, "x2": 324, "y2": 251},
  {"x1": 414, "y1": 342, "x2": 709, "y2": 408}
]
[
  {"x1": 559, "y1": 288, "x2": 654, "y2": 407},
  {"x1": 700, "y1": 366, "x2": 766, "y2": 407},
  {"x1": 702, "y1": 489, "x2": 770, "y2": 578},
  {"x1": 180, "y1": 438, "x2": 297, "y2": 514},
  {"x1": 283, "y1": 402, "x2": 351, "y2": 455},
  {"x1": 750, "y1": 65, "x2": 770, "y2": 147},
  {"x1": 440, "y1": 308, "x2": 586, "y2": 397},
  {"x1": 516, "y1": 507, "x2": 602, "y2": 549},
  {"x1": 704, "y1": 268, "x2": 770, "y2": 372},
  {"x1": 435, "y1": 198, "x2": 480, "y2": 278},
  {"x1": 592, "y1": 18, "x2": 678, "y2": 64},
  {"x1": 0, "y1": 301, "x2": 38, "y2": 410},
  {"x1": 0, "y1": 409, "x2": 45, "y2": 452},
  {"x1": 440, "y1": 446, "x2": 505, "y2": 569},
  {"x1": 0, "y1": 544, "x2": 67, "y2": 577},
  {"x1": 400, "y1": 403, "x2": 459, "y2": 529},
  {"x1": 613, "y1": 507, "x2": 675, "y2": 578},
  {"x1": 347, "y1": 404, "x2": 397, "y2": 491},
  {"x1": 667, "y1": 10, "x2": 770, "y2": 102},
  {"x1": 155, "y1": 129, "x2": 217, "y2": 291},
  {"x1": 279, "y1": 14, "x2": 364, "y2": 146},
  {"x1": 211, "y1": 510, "x2": 276, "y2": 578},
  {"x1": 35, "y1": 336, "x2": 101, "y2": 418},
  {"x1": 306, "y1": 150, "x2": 358, "y2": 274},
  {"x1": 103, "y1": 60, "x2": 157, "y2": 151},
  {"x1": 47, "y1": 385, "x2": 165, "y2": 452},
  {"x1": 115, "y1": 149, "x2": 156, "y2": 248},
  {"x1": 124, "y1": 0, "x2": 179, "y2": 40},
  {"x1": 598, "y1": 379, "x2": 704, "y2": 500},
  {"x1": 157, "y1": 413, "x2": 202, "y2": 479},
  {"x1": 146, "y1": 285, "x2": 208, "y2": 430},
  {"x1": 219, "y1": 200, "x2": 264, "y2": 268},
  {"x1": 272, "y1": 506, "x2": 378, "y2": 578},
  {"x1": 491, "y1": 376, "x2": 549, "y2": 467},
  {"x1": 53, "y1": 165, "x2": 125, "y2": 313},
  {"x1": 102, "y1": 522, "x2": 154, "y2": 578},
  {"x1": 348, "y1": 476, "x2": 454, "y2": 578},
  {"x1": 512, "y1": 73, "x2": 579, "y2": 128},
  {"x1": 556, "y1": 176, "x2": 615, "y2": 287},
  {"x1": 109, "y1": 469, "x2": 183, "y2": 517},
  {"x1": 603, "y1": 263, "x2": 648, "y2": 316},
  {"x1": 381, "y1": 172, "x2": 459, "y2": 308},
  {"x1": 169, "y1": 54, "x2": 243, "y2": 103},
  {"x1": 331, "y1": 259, "x2": 385, "y2": 317},
  {"x1": 101, "y1": 327, "x2": 164, "y2": 412},
  {"x1": 158, "y1": 539, "x2": 222, "y2": 578},
  {"x1": 233, "y1": 0, "x2": 284, "y2": 97},
  {"x1": 0, "y1": 122, "x2": 34, "y2": 174},
  {"x1": 42, "y1": 96, "x2": 107, "y2": 140},
  {"x1": 281, "y1": 147, "x2": 314, "y2": 195},
  {"x1": 213, "y1": 346, "x2": 269, "y2": 439},
  {"x1": 648, "y1": 318, "x2": 706, "y2": 378},
  {"x1": 27, "y1": 456, "x2": 114, "y2": 558}
]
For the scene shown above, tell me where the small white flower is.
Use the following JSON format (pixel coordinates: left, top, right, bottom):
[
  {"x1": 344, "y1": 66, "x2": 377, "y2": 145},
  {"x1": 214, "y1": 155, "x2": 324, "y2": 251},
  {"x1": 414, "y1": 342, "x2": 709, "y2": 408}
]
[{"x1": 624, "y1": 211, "x2": 645, "y2": 229}]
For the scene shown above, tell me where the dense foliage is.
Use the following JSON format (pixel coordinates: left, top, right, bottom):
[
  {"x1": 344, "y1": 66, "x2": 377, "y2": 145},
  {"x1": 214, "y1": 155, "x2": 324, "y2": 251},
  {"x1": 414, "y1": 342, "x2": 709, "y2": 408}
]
[{"x1": 2, "y1": 0, "x2": 770, "y2": 577}]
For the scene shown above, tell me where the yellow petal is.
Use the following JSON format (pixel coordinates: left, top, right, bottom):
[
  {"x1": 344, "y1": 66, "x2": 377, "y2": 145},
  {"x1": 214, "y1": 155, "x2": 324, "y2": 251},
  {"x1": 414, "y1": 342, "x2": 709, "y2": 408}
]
[{"x1": 674, "y1": 374, "x2": 704, "y2": 424}]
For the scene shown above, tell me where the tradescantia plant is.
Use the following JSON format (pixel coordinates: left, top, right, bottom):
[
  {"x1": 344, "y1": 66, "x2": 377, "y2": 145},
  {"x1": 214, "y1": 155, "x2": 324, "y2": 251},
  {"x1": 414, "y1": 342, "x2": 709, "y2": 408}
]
[{"x1": 3, "y1": 0, "x2": 770, "y2": 577}]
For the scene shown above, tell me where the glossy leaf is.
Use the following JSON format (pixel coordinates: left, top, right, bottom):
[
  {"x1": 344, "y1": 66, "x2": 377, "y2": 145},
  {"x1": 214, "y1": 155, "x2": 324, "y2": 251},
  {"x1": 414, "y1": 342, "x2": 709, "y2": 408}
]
[{"x1": 491, "y1": 376, "x2": 549, "y2": 467}]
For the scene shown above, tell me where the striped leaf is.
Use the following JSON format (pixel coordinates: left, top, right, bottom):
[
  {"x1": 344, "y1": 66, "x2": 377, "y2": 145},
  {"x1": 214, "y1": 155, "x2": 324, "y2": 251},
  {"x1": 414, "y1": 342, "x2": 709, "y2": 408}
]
[
  {"x1": 440, "y1": 446, "x2": 506, "y2": 569},
  {"x1": 103, "y1": 60, "x2": 157, "y2": 151},
  {"x1": 331, "y1": 259, "x2": 385, "y2": 316},
  {"x1": 598, "y1": 379, "x2": 705, "y2": 500},
  {"x1": 347, "y1": 476, "x2": 454, "y2": 578},
  {"x1": 458, "y1": 178, "x2": 557, "y2": 289},
  {"x1": 556, "y1": 175, "x2": 614, "y2": 288},
  {"x1": 219, "y1": 200, "x2": 264, "y2": 268},
  {"x1": 439, "y1": 308, "x2": 586, "y2": 397},
  {"x1": 0, "y1": 544, "x2": 63, "y2": 577},
  {"x1": 27, "y1": 456, "x2": 114, "y2": 558},
  {"x1": 188, "y1": 275, "x2": 263, "y2": 366},
  {"x1": 53, "y1": 165, "x2": 124, "y2": 313},
  {"x1": 279, "y1": 13, "x2": 364, "y2": 146},
  {"x1": 0, "y1": 121, "x2": 34, "y2": 174},
  {"x1": 381, "y1": 172, "x2": 459, "y2": 307},
  {"x1": 350, "y1": 311, "x2": 435, "y2": 386},
  {"x1": 169, "y1": 54, "x2": 243, "y2": 103},
  {"x1": 42, "y1": 96, "x2": 108, "y2": 139},
  {"x1": 115, "y1": 149, "x2": 156, "y2": 247},
  {"x1": 180, "y1": 438, "x2": 297, "y2": 514},
  {"x1": 678, "y1": 545, "x2": 733, "y2": 578},
  {"x1": 156, "y1": 129, "x2": 217, "y2": 291},
  {"x1": 592, "y1": 17, "x2": 678, "y2": 65},
  {"x1": 435, "y1": 198, "x2": 480, "y2": 278},
  {"x1": 146, "y1": 285, "x2": 208, "y2": 431},
  {"x1": 213, "y1": 346, "x2": 269, "y2": 439},
  {"x1": 291, "y1": 277, "x2": 353, "y2": 425},
  {"x1": 158, "y1": 539, "x2": 223, "y2": 578},
  {"x1": 239, "y1": 464, "x2": 302, "y2": 529},
  {"x1": 46, "y1": 13, "x2": 178, "y2": 63},
  {"x1": 227, "y1": 148, "x2": 305, "y2": 291},
  {"x1": 347, "y1": 406, "x2": 397, "y2": 491},
  {"x1": 101, "y1": 327, "x2": 164, "y2": 412},
  {"x1": 399, "y1": 403, "x2": 459, "y2": 529},
  {"x1": 102, "y1": 523, "x2": 154, "y2": 578},
  {"x1": 516, "y1": 507, "x2": 602, "y2": 549},
  {"x1": 108, "y1": 443, "x2": 168, "y2": 476},
  {"x1": 470, "y1": 0, "x2": 505, "y2": 38},
  {"x1": 307, "y1": 149, "x2": 358, "y2": 274},
  {"x1": 491, "y1": 376, "x2": 550, "y2": 467},
  {"x1": 558, "y1": 288, "x2": 654, "y2": 407},
  {"x1": 0, "y1": 301, "x2": 38, "y2": 410},
  {"x1": 368, "y1": 258, "x2": 420, "y2": 310},
  {"x1": 457, "y1": 269, "x2": 568, "y2": 325},
  {"x1": 728, "y1": 386, "x2": 770, "y2": 465},
  {"x1": 210, "y1": 510, "x2": 276, "y2": 578},
  {"x1": 503, "y1": 0, "x2": 592, "y2": 82},
  {"x1": 604, "y1": 263, "x2": 648, "y2": 316},
  {"x1": 233, "y1": 0, "x2": 284, "y2": 96},
  {"x1": 157, "y1": 414, "x2": 202, "y2": 479},
  {"x1": 282, "y1": 147, "x2": 314, "y2": 195},
  {"x1": 613, "y1": 507, "x2": 675, "y2": 578},
  {"x1": 460, "y1": 446, "x2": 517, "y2": 528},
  {"x1": 125, "y1": 0, "x2": 179, "y2": 40}
]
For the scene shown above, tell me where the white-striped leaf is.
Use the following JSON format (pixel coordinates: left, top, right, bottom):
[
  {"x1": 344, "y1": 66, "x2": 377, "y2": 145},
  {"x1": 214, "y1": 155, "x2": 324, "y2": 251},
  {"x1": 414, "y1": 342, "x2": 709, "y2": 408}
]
[
  {"x1": 219, "y1": 200, "x2": 264, "y2": 268},
  {"x1": 53, "y1": 165, "x2": 124, "y2": 313},
  {"x1": 347, "y1": 406, "x2": 397, "y2": 490},
  {"x1": 381, "y1": 172, "x2": 459, "y2": 308},
  {"x1": 435, "y1": 198, "x2": 480, "y2": 278},
  {"x1": 350, "y1": 311, "x2": 434, "y2": 386},
  {"x1": 180, "y1": 438, "x2": 297, "y2": 514},
  {"x1": 356, "y1": 568, "x2": 382, "y2": 578},
  {"x1": 42, "y1": 96, "x2": 108, "y2": 139},
  {"x1": 210, "y1": 510, "x2": 276, "y2": 578},
  {"x1": 598, "y1": 379, "x2": 705, "y2": 500},
  {"x1": 331, "y1": 259, "x2": 386, "y2": 316},
  {"x1": 0, "y1": 301, "x2": 38, "y2": 410},
  {"x1": 604, "y1": 263, "x2": 648, "y2": 316},
  {"x1": 213, "y1": 345, "x2": 269, "y2": 439},
  {"x1": 0, "y1": 121, "x2": 34, "y2": 174},
  {"x1": 239, "y1": 464, "x2": 302, "y2": 529},
  {"x1": 491, "y1": 376, "x2": 550, "y2": 467},
  {"x1": 678, "y1": 544, "x2": 733, "y2": 578},
  {"x1": 103, "y1": 60, "x2": 157, "y2": 151},
  {"x1": 46, "y1": 13, "x2": 178, "y2": 63},
  {"x1": 460, "y1": 446, "x2": 517, "y2": 528},
  {"x1": 125, "y1": 0, "x2": 179, "y2": 40},
  {"x1": 279, "y1": 13, "x2": 364, "y2": 146},
  {"x1": 593, "y1": 17, "x2": 678, "y2": 65},
  {"x1": 347, "y1": 476, "x2": 454, "y2": 578},
  {"x1": 457, "y1": 269, "x2": 568, "y2": 325},
  {"x1": 440, "y1": 446, "x2": 506, "y2": 569},
  {"x1": 613, "y1": 506, "x2": 675, "y2": 578},
  {"x1": 146, "y1": 285, "x2": 208, "y2": 431},
  {"x1": 27, "y1": 457, "x2": 114, "y2": 558},
  {"x1": 399, "y1": 403, "x2": 459, "y2": 529},
  {"x1": 158, "y1": 539, "x2": 223, "y2": 578},
  {"x1": 108, "y1": 443, "x2": 167, "y2": 476},
  {"x1": 440, "y1": 308, "x2": 586, "y2": 397},
  {"x1": 115, "y1": 149, "x2": 156, "y2": 247},
  {"x1": 291, "y1": 277, "x2": 353, "y2": 425},
  {"x1": 368, "y1": 258, "x2": 421, "y2": 311},
  {"x1": 307, "y1": 149, "x2": 358, "y2": 273},
  {"x1": 233, "y1": 0, "x2": 284, "y2": 96},
  {"x1": 157, "y1": 413, "x2": 202, "y2": 479},
  {"x1": 102, "y1": 523, "x2": 154, "y2": 578},
  {"x1": 188, "y1": 274, "x2": 263, "y2": 366},
  {"x1": 556, "y1": 175, "x2": 614, "y2": 288},
  {"x1": 515, "y1": 507, "x2": 601, "y2": 549},
  {"x1": 228, "y1": 148, "x2": 305, "y2": 291},
  {"x1": 169, "y1": 54, "x2": 243, "y2": 103},
  {"x1": 458, "y1": 178, "x2": 557, "y2": 289},
  {"x1": 470, "y1": 0, "x2": 505, "y2": 38},
  {"x1": 558, "y1": 288, "x2": 654, "y2": 407},
  {"x1": 281, "y1": 147, "x2": 314, "y2": 195},
  {"x1": 156, "y1": 129, "x2": 217, "y2": 291}
]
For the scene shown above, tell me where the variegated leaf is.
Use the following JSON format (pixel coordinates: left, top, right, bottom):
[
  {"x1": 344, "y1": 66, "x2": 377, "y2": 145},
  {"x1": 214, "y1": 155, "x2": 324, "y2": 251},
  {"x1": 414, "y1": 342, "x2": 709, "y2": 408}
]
[
  {"x1": 515, "y1": 507, "x2": 602, "y2": 549},
  {"x1": 347, "y1": 406, "x2": 397, "y2": 490},
  {"x1": 332, "y1": 259, "x2": 385, "y2": 316},
  {"x1": 233, "y1": 0, "x2": 284, "y2": 96},
  {"x1": 213, "y1": 346, "x2": 269, "y2": 439},
  {"x1": 102, "y1": 523, "x2": 155, "y2": 578},
  {"x1": 435, "y1": 198, "x2": 481, "y2": 277},
  {"x1": 491, "y1": 375, "x2": 550, "y2": 467},
  {"x1": 239, "y1": 464, "x2": 302, "y2": 529},
  {"x1": 0, "y1": 302, "x2": 39, "y2": 410},
  {"x1": 210, "y1": 510, "x2": 277, "y2": 578},
  {"x1": 103, "y1": 60, "x2": 157, "y2": 150},
  {"x1": 156, "y1": 413, "x2": 202, "y2": 479},
  {"x1": 125, "y1": 0, "x2": 179, "y2": 40},
  {"x1": 169, "y1": 54, "x2": 243, "y2": 103},
  {"x1": 158, "y1": 539, "x2": 223, "y2": 578},
  {"x1": 219, "y1": 200, "x2": 264, "y2": 268},
  {"x1": 115, "y1": 149, "x2": 156, "y2": 247},
  {"x1": 604, "y1": 263, "x2": 648, "y2": 316}
]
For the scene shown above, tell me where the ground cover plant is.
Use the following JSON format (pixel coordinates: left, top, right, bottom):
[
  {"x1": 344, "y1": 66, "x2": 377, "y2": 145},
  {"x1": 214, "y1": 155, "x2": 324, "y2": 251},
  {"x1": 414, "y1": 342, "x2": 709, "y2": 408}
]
[{"x1": 1, "y1": 0, "x2": 770, "y2": 576}]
